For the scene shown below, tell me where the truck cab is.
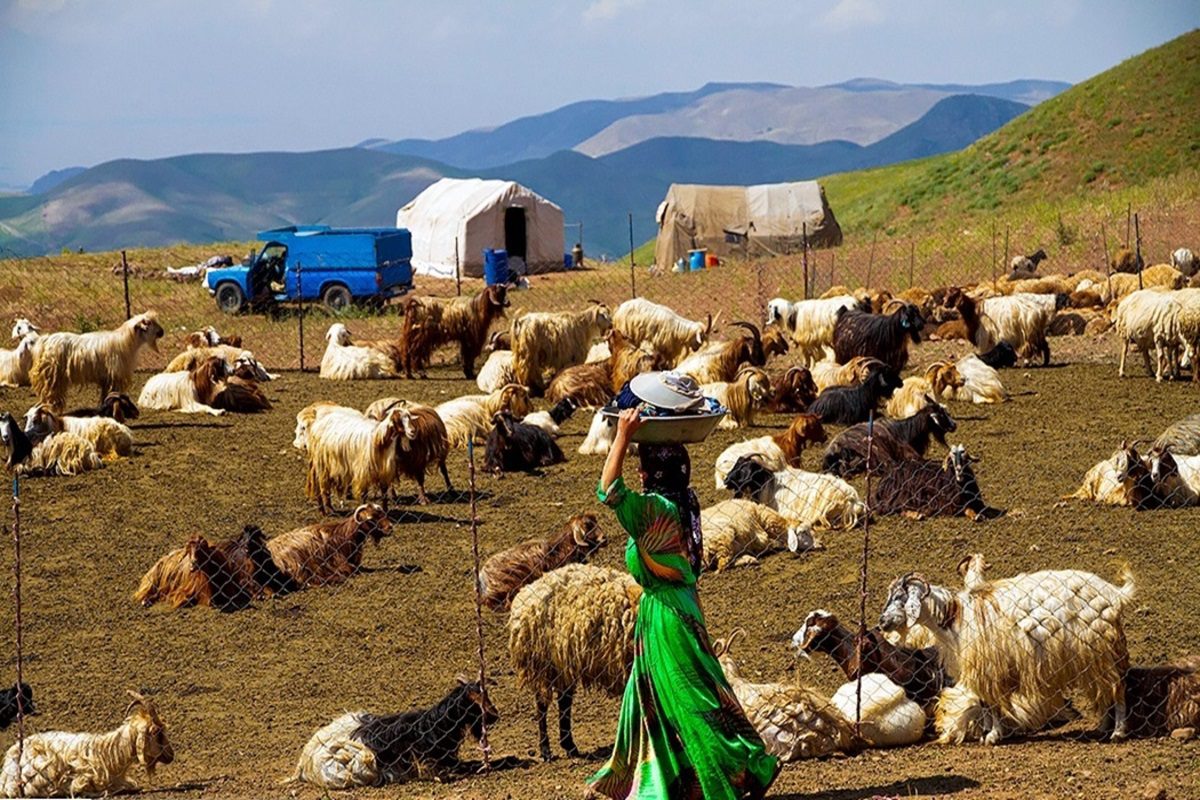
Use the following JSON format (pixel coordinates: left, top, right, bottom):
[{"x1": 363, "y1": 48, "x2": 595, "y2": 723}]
[{"x1": 206, "y1": 225, "x2": 414, "y2": 314}]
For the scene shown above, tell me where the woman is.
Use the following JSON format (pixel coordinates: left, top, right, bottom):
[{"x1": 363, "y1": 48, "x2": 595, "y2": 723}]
[{"x1": 588, "y1": 408, "x2": 778, "y2": 800}]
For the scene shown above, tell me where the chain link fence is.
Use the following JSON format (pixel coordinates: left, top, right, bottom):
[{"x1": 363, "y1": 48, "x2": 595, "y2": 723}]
[{"x1": 1, "y1": 202, "x2": 1198, "y2": 797}]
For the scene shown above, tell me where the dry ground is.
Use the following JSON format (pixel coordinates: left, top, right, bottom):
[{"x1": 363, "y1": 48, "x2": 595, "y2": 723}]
[{"x1": 0, "y1": 336, "x2": 1197, "y2": 800}]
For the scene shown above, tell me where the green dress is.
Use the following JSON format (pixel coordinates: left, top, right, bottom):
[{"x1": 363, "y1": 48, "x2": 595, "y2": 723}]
[{"x1": 588, "y1": 477, "x2": 779, "y2": 800}]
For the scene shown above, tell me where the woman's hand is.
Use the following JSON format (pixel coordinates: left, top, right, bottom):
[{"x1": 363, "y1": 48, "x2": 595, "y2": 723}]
[{"x1": 616, "y1": 407, "x2": 645, "y2": 438}]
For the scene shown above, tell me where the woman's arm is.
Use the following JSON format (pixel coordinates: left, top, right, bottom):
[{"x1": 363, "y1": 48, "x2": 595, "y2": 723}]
[{"x1": 600, "y1": 408, "x2": 643, "y2": 490}]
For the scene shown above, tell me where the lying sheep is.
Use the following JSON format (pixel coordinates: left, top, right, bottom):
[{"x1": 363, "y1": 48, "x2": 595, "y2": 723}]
[
  {"x1": 0, "y1": 413, "x2": 103, "y2": 477},
  {"x1": 700, "y1": 499, "x2": 820, "y2": 572},
  {"x1": 713, "y1": 414, "x2": 827, "y2": 489},
  {"x1": 723, "y1": 455, "x2": 864, "y2": 530},
  {"x1": 0, "y1": 334, "x2": 38, "y2": 388},
  {"x1": 1067, "y1": 441, "x2": 1156, "y2": 508},
  {"x1": 23, "y1": 403, "x2": 132, "y2": 460},
  {"x1": 829, "y1": 673, "x2": 926, "y2": 747},
  {"x1": 941, "y1": 353, "x2": 1008, "y2": 405}
]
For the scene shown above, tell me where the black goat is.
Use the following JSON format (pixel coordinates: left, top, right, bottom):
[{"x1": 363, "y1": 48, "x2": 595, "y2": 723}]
[
  {"x1": 870, "y1": 445, "x2": 1003, "y2": 521},
  {"x1": 807, "y1": 366, "x2": 903, "y2": 426},
  {"x1": 353, "y1": 679, "x2": 499, "y2": 781},
  {"x1": 0, "y1": 683, "x2": 36, "y2": 729},
  {"x1": 886, "y1": 400, "x2": 957, "y2": 455},
  {"x1": 484, "y1": 410, "x2": 565, "y2": 475},
  {"x1": 793, "y1": 610, "x2": 948, "y2": 710},
  {"x1": 824, "y1": 400, "x2": 955, "y2": 477},
  {"x1": 65, "y1": 392, "x2": 140, "y2": 423},
  {"x1": 977, "y1": 341, "x2": 1017, "y2": 369},
  {"x1": 832, "y1": 302, "x2": 925, "y2": 374}
]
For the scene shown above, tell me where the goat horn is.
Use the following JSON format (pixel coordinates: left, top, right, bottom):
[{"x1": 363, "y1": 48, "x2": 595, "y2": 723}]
[
  {"x1": 883, "y1": 299, "x2": 906, "y2": 313},
  {"x1": 730, "y1": 321, "x2": 762, "y2": 343},
  {"x1": 705, "y1": 312, "x2": 713, "y2": 335}
]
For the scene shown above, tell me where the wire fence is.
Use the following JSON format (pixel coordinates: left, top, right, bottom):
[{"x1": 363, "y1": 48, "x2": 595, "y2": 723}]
[{"x1": 0, "y1": 203, "x2": 1198, "y2": 797}]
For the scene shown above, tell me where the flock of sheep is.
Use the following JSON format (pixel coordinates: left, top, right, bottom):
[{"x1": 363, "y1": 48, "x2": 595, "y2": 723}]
[{"x1": 0, "y1": 242, "x2": 1198, "y2": 795}]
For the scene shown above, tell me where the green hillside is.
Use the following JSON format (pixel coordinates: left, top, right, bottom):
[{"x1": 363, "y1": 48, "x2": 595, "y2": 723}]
[{"x1": 822, "y1": 29, "x2": 1200, "y2": 235}]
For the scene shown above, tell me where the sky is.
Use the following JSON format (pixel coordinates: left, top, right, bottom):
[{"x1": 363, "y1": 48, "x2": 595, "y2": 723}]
[{"x1": 0, "y1": 0, "x2": 1196, "y2": 189}]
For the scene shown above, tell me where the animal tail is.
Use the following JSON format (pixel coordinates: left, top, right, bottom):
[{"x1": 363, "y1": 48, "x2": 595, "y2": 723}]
[{"x1": 1111, "y1": 561, "x2": 1136, "y2": 605}]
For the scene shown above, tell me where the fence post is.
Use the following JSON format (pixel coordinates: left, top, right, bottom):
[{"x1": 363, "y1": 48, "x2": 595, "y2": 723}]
[
  {"x1": 466, "y1": 440, "x2": 492, "y2": 771},
  {"x1": 121, "y1": 250, "x2": 132, "y2": 320},
  {"x1": 990, "y1": 221, "x2": 997, "y2": 290},
  {"x1": 855, "y1": 414, "x2": 874, "y2": 740},
  {"x1": 628, "y1": 213, "x2": 637, "y2": 300},
  {"x1": 11, "y1": 475, "x2": 25, "y2": 798},
  {"x1": 1003, "y1": 226, "x2": 1010, "y2": 279},
  {"x1": 1134, "y1": 213, "x2": 1143, "y2": 292},
  {"x1": 296, "y1": 261, "x2": 306, "y2": 372},
  {"x1": 908, "y1": 240, "x2": 915, "y2": 289},
  {"x1": 830, "y1": 251, "x2": 836, "y2": 292},
  {"x1": 866, "y1": 232, "x2": 878, "y2": 290},
  {"x1": 1100, "y1": 222, "x2": 1113, "y2": 301},
  {"x1": 455, "y1": 237, "x2": 462, "y2": 297},
  {"x1": 802, "y1": 223, "x2": 810, "y2": 300}
]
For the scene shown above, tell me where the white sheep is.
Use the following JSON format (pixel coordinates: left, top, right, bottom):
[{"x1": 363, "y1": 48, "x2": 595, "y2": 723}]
[
  {"x1": 30, "y1": 312, "x2": 164, "y2": 411},
  {"x1": 0, "y1": 692, "x2": 173, "y2": 798},
  {"x1": 305, "y1": 405, "x2": 415, "y2": 514},
  {"x1": 975, "y1": 293, "x2": 1058, "y2": 365},
  {"x1": 700, "y1": 499, "x2": 819, "y2": 571},
  {"x1": 508, "y1": 563, "x2": 641, "y2": 761},
  {"x1": 724, "y1": 457, "x2": 864, "y2": 531},
  {"x1": 941, "y1": 353, "x2": 1008, "y2": 405},
  {"x1": 712, "y1": 631, "x2": 856, "y2": 760},
  {"x1": 319, "y1": 323, "x2": 395, "y2": 380},
  {"x1": 700, "y1": 366, "x2": 771, "y2": 429},
  {"x1": 1113, "y1": 288, "x2": 1182, "y2": 381},
  {"x1": 0, "y1": 334, "x2": 39, "y2": 387},
  {"x1": 510, "y1": 303, "x2": 612, "y2": 393},
  {"x1": 1171, "y1": 247, "x2": 1196, "y2": 277},
  {"x1": 879, "y1": 561, "x2": 1136, "y2": 744},
  {"x1": 611, "y1": 298, "x2": 711, "y2": 366},
  {"x1": 1, "y1": 419, "x2": 105, "y2": 477},
  {"x1": 284, "y1": 712, "x2": 379, "y2": 789},
  {"x1": 767, "y1": 295, "x2": 863, "y2": 366},
  {"x1": 829, "y1": 673, "x2": 926, "y2": 747},
  {"x1": 1104, "y1": 265, "x2": 1187, "y2": 304},
  {"x1": 23, "y1": 404, "x2": 132, "y2": 460},
  {"x1": 1170, "y1": 288, "x2": 1200, "y2": 374},
  {"x1": 476, "y1": 349, "x2": 516, "y2": 393},
  {"x1": 435, "y1": 384, "x2": 533, "y2": 449}
]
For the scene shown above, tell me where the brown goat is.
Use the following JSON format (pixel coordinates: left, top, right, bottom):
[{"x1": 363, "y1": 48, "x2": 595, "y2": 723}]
[
  {"x1": 1124, "y1": 656, "x2": 1200, "y2": 738},
  {"x1": 768, "y1": 366, "x2": 819, "y2": 413},
  {"x1": 364, "y1": 398, "x2": 454, "y2": 504},
  {"x1": 546, "y1": 329, "x2": 660, "y2": 407},
  {"x1": 478, "y1": 512, "x2": 607, "y2": 611},
  {"x1": 267, "y1": 504, "x2": 392, "y2": 587},
  {"x1": 677, "y1": 322, "x2": 766, "y2": 384},
  {"x1": 401, "y1": 285, "x2": 509, "y2": 379},
  {"x1": 761, "y1": 327, "x2": 790, "y2": 360},
  {"x1": 773, "y1": 413, "x2": 828, "y2": 465}
]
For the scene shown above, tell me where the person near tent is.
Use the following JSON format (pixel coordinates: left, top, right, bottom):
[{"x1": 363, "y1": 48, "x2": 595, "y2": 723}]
[{"x1": 587, "y1": 402, "x2": 778, "y2": 800}]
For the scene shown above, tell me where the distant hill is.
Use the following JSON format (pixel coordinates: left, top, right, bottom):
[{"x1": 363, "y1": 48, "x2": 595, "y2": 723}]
[
  {"x1": 0, "y1": 93, "x2": 1033, "y2": 258},
  {"x1": 29, "y1": 167, "x2": 87, "y2": 195},
  {"x1": 828, "y1": 78, "x2": 1068, "y2": 107},
  {"x1": 821, "y1": 29, "x2": 1200, "y2": 233}
]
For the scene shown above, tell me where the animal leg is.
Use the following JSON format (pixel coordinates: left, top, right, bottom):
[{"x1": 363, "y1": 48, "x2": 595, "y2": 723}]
[
  {"x1": 414, "y1": 474, "x2": 430, "y2": 505},
  {"x1": 439, "y1": 459, "x2": 455, "y2": 493},
  {"x1": 460, "y1": 341, "x2": 477, "y2": 379},
  {"x1": 536, "y1": 697, "x2": 553, "y2": 762},
  {"x1": 1119, "y1": 340, "x2": 1128, "y2": 377},
  {"x1": 558, "y1": 687, "x2": 580, "y2": 758}
]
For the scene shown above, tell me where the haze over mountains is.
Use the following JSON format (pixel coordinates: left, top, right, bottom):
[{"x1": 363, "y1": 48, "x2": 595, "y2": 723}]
[{"x1": 0, "y1": 78, "x2": 1067, "y2": 258}]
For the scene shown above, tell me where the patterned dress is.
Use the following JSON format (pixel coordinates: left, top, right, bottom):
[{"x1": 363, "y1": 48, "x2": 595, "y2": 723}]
[{"x1": 588, "y1": 477, "x2": 779, "y2": 800}]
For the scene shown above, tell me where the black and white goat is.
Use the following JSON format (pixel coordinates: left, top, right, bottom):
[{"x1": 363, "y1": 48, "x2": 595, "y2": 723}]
[
  {"x1": 869, "y1": 444, "x2": 1003, "y2": 521},
  {"x1": 521, "y1": 397, "x2": 580, "y2": 438},
  {"x1": 484, "y1": 410, "x2": 565, "y2": 475},
  {"x1": 832, "y1": 302, "x2": 925, "y2": 374},
  {"x1": 807, "y1": 365, "x2": 903, "y2": 426},
  {"x1": 977, "y1": 341, "x2": 1017, "y2": 369}
]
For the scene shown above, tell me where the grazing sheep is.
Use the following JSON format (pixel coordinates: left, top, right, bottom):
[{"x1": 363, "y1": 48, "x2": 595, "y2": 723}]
[
  {"x1": 767, "y1": 294, "x2": 869, "y2": 366},
  {"x1": 822, "y1": 400, "x2": 956, "y2": 479},
  {"x1": 401, "y1": 285, "x2": 509, "y2": 379},
  {"x1": 811, "y1": 354, "x2": 883, "y2": 393},
  {"x1": 484, "y1": 410, "x2": 565, "y2": 475},
  {"x1": 0, "y1": 413, "x2": 103, "y2": 477},
  {"x1": 30, "y1": 312, "x2": 164, "y2": 411},
  {"x1": 942, "y1": 353, "x2": 1008, "y2": 405},
  {"x1": 675, "y1": 322, "x2": 767, "y2": 384},
  {"x1": 23, "y1": 403, "x2": 132, "y2": 460},
  {"x1": 0, "y1": 683, "x2": 35, "y2": 730},
  {"x1": 723, "y1": 455, "x2": 864, "y2": 530},
  {"x1": 479, "y1": 512, "x2": 607, "y2": 610},
  {"x1": 713, "y1": 413, "x2": 828, "y2": 489},
  {"x1": 829, "y1": 674, "x2": 926, "y2": 747},
  {"x1": 521, "y1": 397, "x2": 579, "y2": 438},
  {"x1": 364, "y1": 398, "x2": 453, "y2": 504},
  {"x1": 476, "y1": 349, "x2": 516, "y2": 393},
  {"x1": 0, "y1": 692, "x2": 173, "y2": 798},
  {"x1": 792, "y1": 609, "x2": 948, "y2": 711},
  {"x1": 137, "y1": 356, "x2": 228, "y2": 416},
  {"x1": 1153, "y1": 412, "x2": 1200, "y2": 456},
  {"x1": 435, "y1": 384, "x2": 534, "y2": 449},
  {"x1": 1170, "y1": 287, "x2": 1200, "y2": 381},
  {"x1": 767, "y1": 366, "x2": 819, "y2": 413},
  {"x1": 1066, "y1": 441, "x2": 1156, "y2": 508},
  {"x1": 870, "y1": 444, "x2": 1004, "y2": 521},
  {"x1": 700, "y1": 499, "x2": 819, "y2": 572},
  {"x1": 701, "y1": 366, "x2": 771, "y2": 429},
  {"x1": 1172, "y1": 247, "x2": 1197, "y2": 277},
  {"x1": 320, "y1": 323, "x2": 396, "y2": 380},
  {"x1": 808, "y1": 364, "x2": 903, "y2": 426},
  {"x1": 884, "y1": 362, "x2": 964, "y2": 419},
  {"x1": 611, "y1": 298, "x2": 713, "y2": 366},
  {"x1": 508, "y1": 564, "x2": 641, "y2": 761},
  {"x1": 712, "y1": 631, "x2": 856, "y2": 760},
  {"x1": 511, "y1": 302, "x2": 613, "y2": 393},
  {"x1": 286, "y1": 679, "x2": 498, "y2": 788},
  {"x1": 879, "y1": 561, "x2": 1136, "y2": 744},
  {"x1": 267, "y1": 504, "x2": 392, "y2": 587},
  {"x1": 306, "y1": 406, "x2": 415, "y2": 514},
  {"x1": 1114, "y1": 288, "x2": 1182, "y2": 381},
  {"x1": 832, "y1": 302, "x2": 924, "y2": 374},
  {"x1": 0, "y1": 334, "x2": 39, "y2": 388}
]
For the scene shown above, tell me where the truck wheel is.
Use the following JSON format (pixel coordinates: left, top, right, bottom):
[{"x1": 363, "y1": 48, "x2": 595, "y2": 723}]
[
  {"x1": 215, "y1": 282, "x2": 246, "y2": 314},
  {"x1": 322, "y1": 284, "x2": 352, "y2": 313}
]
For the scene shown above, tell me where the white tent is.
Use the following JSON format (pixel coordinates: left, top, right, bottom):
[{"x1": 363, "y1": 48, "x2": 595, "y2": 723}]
[{"x1": 396, "y1": 178, "x2": 566, "y2": 278}]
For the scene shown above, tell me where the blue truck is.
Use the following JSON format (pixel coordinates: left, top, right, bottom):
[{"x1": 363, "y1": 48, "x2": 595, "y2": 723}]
[{"x1": 205, "y1": 225, "x2": 414, "y2": 314}]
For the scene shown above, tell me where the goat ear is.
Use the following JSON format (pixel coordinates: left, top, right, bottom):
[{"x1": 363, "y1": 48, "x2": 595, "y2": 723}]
[
  {"x1": 571, "y1": 517, "x2": 590, "y2": 546},
  {"x1": 956, "y1": 555, "x2": 973, "y2": 578},
  {"x1": 904, "y1": 582, "x2": 925, "y2": 628}
]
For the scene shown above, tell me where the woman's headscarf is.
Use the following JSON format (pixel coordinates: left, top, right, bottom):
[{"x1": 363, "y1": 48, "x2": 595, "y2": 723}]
[{"x1": 638, "y1": 443, "x2": 703, "y2": 576}]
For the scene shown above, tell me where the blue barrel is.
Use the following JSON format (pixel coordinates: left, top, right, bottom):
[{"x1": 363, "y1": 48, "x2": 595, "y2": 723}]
[
  {"x1": 483, "y1": 248, "x2": 509, "y2": 285},
  {"x1": 689, "y1": 249, "x2": 706, "y2": 271}
]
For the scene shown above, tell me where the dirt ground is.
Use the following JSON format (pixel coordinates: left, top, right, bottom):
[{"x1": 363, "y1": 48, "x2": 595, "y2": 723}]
[{"x1": 0, "y1": 334, "x2": 1197, "y2": 800}]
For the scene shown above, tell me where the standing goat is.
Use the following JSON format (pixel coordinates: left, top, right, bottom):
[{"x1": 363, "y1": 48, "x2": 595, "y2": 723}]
[
  {"x1": 31, "y1": 312, "x2": 163, "y2": 411},
  {"x1": 511, "y1": 302, "x2": 612, "y2": 394},
  {"x1": 767, "y1": 294, "x2": 869, "y2": 366},
  {"x1": 364, "y1": 398, "x2": 454, "y2": 504},
  {"x1": 306, "y1": 406, "x2": 415, "y2": 514},
  {"x1": 401, "y1": 285, "x2": 509, "y2": 379},
  {"x1": 611, "y1": 297, "x2": 713, "y2": 366},
  {"x1": 831, "y1": 302, "x2": 924, "y2": 374},
  {"x1": 879, "y1": 560, "x2": 1135, "y2": 744}
]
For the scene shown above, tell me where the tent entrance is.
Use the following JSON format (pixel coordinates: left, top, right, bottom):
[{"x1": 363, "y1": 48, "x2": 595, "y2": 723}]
[{"x1": 504, "y1": 207, "x2": 527, "y2": 260}]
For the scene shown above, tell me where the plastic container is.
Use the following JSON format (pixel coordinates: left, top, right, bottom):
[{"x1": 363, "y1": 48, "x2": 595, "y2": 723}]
[
  {"x1": 564, "y1": 252, "x2": 573, "y2": 270},
  {"x1": 689, "y1": 249, "x2": 706, "y2": 271},
  {"x1": 483, "y1": 248, "x2": 509, "y2": 286},
  {"x1": 706, "y1": 253, "x2": 719, "y2": 268},
  {"x1": 600, "y1": 408, "x2": 727, "y2": 443}
]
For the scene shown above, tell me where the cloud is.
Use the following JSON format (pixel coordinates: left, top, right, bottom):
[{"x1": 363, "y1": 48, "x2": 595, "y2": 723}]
[
  {"x1": 582, "y1": 0, "x2": 644, "y2": 23},
  {"x1": 820, "y1": 0, "x2": 885, "y2": 32}
]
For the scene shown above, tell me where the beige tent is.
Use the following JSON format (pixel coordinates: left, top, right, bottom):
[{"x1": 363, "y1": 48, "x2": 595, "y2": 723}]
[
  {"x1": 397, "y1": 178, "x2": 566, "y2": 278},
  {"x1": 654, "y1": 181, "x2": 842, "y2": 268}
]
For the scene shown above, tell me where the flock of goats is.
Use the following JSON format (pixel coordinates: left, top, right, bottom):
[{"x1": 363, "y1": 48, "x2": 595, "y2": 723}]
[{"x1": 0, "y1": 244, "x2": 1198, "y2": 796}]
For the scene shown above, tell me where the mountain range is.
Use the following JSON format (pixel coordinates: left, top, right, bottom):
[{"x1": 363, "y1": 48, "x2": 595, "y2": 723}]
[{"x1": 0, "y1": 79, "x2": 1064, "y2": 258}]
